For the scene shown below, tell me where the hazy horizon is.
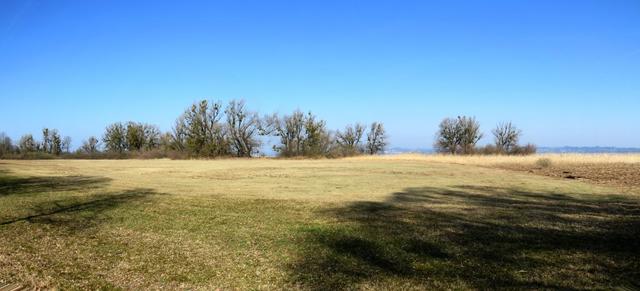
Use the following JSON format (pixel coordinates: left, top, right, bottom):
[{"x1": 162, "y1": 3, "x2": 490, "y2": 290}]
[{"x1": 1, "y1": 1, "x2": 639, "y2": 149}]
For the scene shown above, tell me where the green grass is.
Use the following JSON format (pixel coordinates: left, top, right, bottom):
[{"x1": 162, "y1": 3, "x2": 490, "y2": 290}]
[{"x1": 0, "y1": 159, "x2": 638, "y2": 289}]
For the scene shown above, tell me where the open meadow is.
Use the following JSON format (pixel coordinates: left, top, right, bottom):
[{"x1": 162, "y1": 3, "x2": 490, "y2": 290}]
[{"x1": 1, "y1": 155, "x2": 639, "y2": 289}]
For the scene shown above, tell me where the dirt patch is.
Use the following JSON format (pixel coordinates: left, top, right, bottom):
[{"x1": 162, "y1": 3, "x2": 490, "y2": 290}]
[{"x1": 497, "y1": 162, "x2": 640, "y2": 191}]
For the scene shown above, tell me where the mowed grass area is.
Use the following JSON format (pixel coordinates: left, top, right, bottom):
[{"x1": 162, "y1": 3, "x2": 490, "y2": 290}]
[{"x1": 1, "y1": 157, "x2": 639, "y2": 289}]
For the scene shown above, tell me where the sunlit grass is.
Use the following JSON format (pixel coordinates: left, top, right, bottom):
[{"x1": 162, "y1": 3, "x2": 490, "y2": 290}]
[
  {"x1": 348, "y1": 153, "x2": 640, "y2": 165},
  {"x1": 1, "y1": 158, "x2": 638, "y2": 289}
]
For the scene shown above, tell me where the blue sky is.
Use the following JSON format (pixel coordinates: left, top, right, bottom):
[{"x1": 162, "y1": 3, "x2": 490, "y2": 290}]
[{"x1": 1, "y1": 0, "x2": 639, "y2": 149}]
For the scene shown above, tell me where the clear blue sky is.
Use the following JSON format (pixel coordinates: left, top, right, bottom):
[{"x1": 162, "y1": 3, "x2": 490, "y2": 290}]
[{"x1": 1, "y1": 0, "x2": 639, "y2": 149}]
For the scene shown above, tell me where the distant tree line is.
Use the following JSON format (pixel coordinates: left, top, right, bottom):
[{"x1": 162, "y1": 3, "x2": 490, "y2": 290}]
[
  {"x1": 0, "y1": 129, "x2": 73, "y2": 159},
  {"x1": 0, "y1": 99, "x2": 387, "y2": 159},
  {"x1": 0, "y1": 102, "x2": 537, "y2": 159},
  {"x1": 434, "y1": 116, "x2": 536, "y2": 155}
]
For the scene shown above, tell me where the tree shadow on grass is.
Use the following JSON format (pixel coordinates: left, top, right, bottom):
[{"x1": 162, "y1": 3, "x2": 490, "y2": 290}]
[
  {"x1": 1, "y1": 188, "x2": 161, "y2": 233},
  {"x1": 0, "y1": 173, "x2": 111, "y2": 197},
  {"x1": 0, "y1": 171, "x2": 161, "y2": 233},
  {"x1": 290, "y1": 186, "x2": 640, "y2": 290}
]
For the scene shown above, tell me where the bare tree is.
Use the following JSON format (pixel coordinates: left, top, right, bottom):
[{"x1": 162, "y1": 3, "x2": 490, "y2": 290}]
[
  {"x1": 302, "y1": 112, "x2": 331, "y2": 157},
  {"x1": 435, "y1": 118, "x2": 460, "y2": 154},
  {"x1": 366, "y1": 122, "x2": 387, "y2": 155},
  {"x1": 124, "y1": 122, "x2": 161, "y2": 151},
  {"x1": 0, "y1": 132, "x2": 13, "y2": 157},
  {"x1": 492, "y1": 122, "x2": 521, "y2": 154},
  {"x1": 336, "y1": 123, "x2": 365, "y2": 156},
  {"x1": 171, "y1": 118, "x2": 188, "y2": 151},
  {"x1": 159, "y1": 132, "x2": 174, "y2": 152},
  {"x1": 42, "y1": 128, "x2": 51, "y2": 153},
  {"x1": 457, "y1": 116, "x2": 482, "y2": 155},
  {"x1": 435, "y1": 116, "x2": 482, "y2": 155},
  {"x1": 103, "y1": 122, "x2": 127, "y2": 153},
  {"x1": 174, "y1": 100, "x2": 228, "y2": 157},
  {"x1": 126, "y1": 122, "x2": 146, "y2": 151},
  {"x1": 81, "y1": 136, "x2": 100, "y2": 154},
  {"x1": 50, "y1": 129, "x2": 62, "y2": 155},
  {"x1": 143, "y1": 124, "x2": 161, "y2": 150},
  {"x1": 225, "y1": 100, "x2": 261, "y2": 157},
  {"x1": 62, "y1": 136, "x2": 72, "y2": 153},
  {"x1": 263, "y1": 110, "x2": 306, "y2": 157},
  {"x1": 18, "y1": 134, "x2": 36, "y2": 153}
]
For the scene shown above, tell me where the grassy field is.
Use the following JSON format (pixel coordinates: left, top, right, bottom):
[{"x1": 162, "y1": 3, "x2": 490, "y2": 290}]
[
  {"x1": 351, "y1": 153, "x2": 640, "y2": 191},
  {"x1": 1, "y1": 156, "x2": 639, "y2": 289}
]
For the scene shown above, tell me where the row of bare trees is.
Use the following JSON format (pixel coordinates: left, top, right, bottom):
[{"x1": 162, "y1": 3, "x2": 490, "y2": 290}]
[
  {"x1": 434, "y1": 116, "x2": 535, "y2": 155},
  {"x1": 167, "y1": 100, "x2": 387, "y2": 158},
  {"x1": 0, "y1": 99, "x2": 387, "y2": 159},
  {"x1": 0, "y1": 129, "x2": 73, "y2": 158},
  {"x1": 1, "y1": 105, "x2": 536, "y2": 159}
]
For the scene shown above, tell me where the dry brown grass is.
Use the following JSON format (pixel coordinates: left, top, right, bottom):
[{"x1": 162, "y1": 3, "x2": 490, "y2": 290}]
[
  {"x1": 350, "y1": 154, "x2": 640, "y2": 191},
  {"x1": 5, "y1": 158, "x2": 589, "y2": 202},
  {"x1": 1, "y1": 158, "x2": 638, "y2": 289},
  {"x1": 348, "y1": 153, "x2": 640, "y2": 165}
]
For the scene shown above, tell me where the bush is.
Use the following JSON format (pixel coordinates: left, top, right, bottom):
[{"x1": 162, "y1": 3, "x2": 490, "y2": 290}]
[
  {"x1": 165, "y1": 150, "x2": 189, "y2": 160},
  {"x1": 477, "y1": 144, "x2": 498, "y2": 155},
  {"x1": 474, "y1": 143, "x2": 536, "y2": 156},
  {"x1": 511, "y1": 143, "x2": 537, "y2": 155}
]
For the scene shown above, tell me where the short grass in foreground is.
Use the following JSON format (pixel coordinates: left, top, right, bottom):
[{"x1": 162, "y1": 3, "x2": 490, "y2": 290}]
[{"x1": 0, "y1": 157, "x2": 639, "y2": 289}]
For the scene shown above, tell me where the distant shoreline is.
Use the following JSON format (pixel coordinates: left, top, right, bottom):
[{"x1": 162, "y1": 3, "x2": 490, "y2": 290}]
[{"x1": 386, "y1": 146, "x2": 640, "y2": 154}]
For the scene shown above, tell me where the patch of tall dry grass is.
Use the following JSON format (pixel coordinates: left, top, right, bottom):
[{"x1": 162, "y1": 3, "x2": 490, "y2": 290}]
[{"x1": 347, "y1": 153, "x2": 640, "y2": 165}]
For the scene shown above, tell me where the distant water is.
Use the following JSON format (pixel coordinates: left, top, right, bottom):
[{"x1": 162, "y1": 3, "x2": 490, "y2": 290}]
[
  {"x1": 537, "y1": 147, "x2": 640, "y2": 154},
  {"x1": 385, "y1": 147, "x2": 640, "y2": 154}
]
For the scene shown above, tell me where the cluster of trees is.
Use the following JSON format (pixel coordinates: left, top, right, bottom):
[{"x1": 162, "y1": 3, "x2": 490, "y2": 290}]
[
  {"x1": 168, "y1": 100, "x2": 257, "y2": 157},
  {"x1": 0, "y1": 129, "x2": 72, "y2": 158},
  {"x1": 1, "y1": 102, "x2": 538, "y2": 160},
  {"x1": 0, "y1": 99, "x2": 387, "y2": 159},
  {"x1": 262, "y1": 112, "x2": 386, "y2": 158},
  {"x1": 434, "y1": 116, "x2": 535, "y2": 155},
  {"x1": 165, "y1": 100, "x2": 387, "y2": 158},
  {"x1": 102, "y1": 122, "x2": 162, "y2": 153}
]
